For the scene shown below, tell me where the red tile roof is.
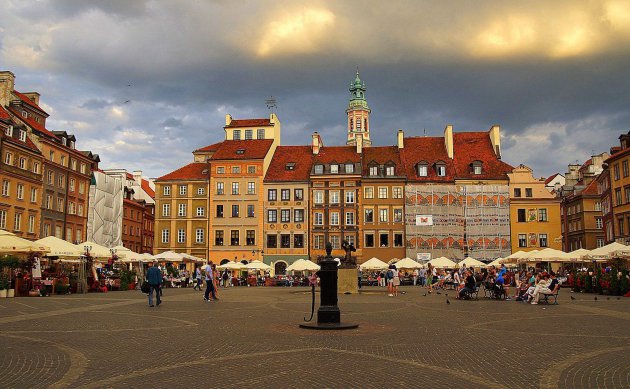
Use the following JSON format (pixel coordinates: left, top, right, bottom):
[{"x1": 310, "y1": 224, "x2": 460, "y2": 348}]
[
  {"x1": 13, "y1": 91, "x2": 48, "y2": 115},
  {"x1": 544, "y1": 173, "x2": 561, "y2": 185},
  {"x1": 0, "y1": 130, "x2": 41, "y2": 153},
  {"x1": 312, "y1": 146, "x2": 360, "y2": 165},
  {"x1": 582, "y1": 179, "x2": 599, "y2": 195},
  {"x1": 125, "y1": 172, "x2": 134, "y2": 180},
  {"x1": 264, "y1": 146, "x2": 313, "y2": 182},
  {"x1": 7, "y1": 106, "x2": 58, "y2": 139},
  {"x1": 452, "y1": 132, "x2": 513, "y2": 180},
  {"x1": 579, "y1": 158, "x2": 592, "y2": 171},
  {"x1": 194, "y1": 141, "x2": 222, "y2": 153},
  {"x1": 605, "y1": 147, "x2": 630, "y2": 163},
  {"x1": 141, "y1": 179, "x2": 155, "y2": 198},
  {"x1": 210, "y1": 139, "x2": 274, "y2": 161},
  {"x1": 400, "y1": 136, "x2": 454, "y2": 182},
  {"x1": 225, "y1": 119, "x2": 271, "y2": 128},
  {"x1": 0, "y1": 106, "x2": 10, "y2": 120},
  {"x1": 157, "y1": 162, "x2": 208, "y2": 181},
  {"x1": 361, "y1": 146, "x2": 404, "y2": 177}
]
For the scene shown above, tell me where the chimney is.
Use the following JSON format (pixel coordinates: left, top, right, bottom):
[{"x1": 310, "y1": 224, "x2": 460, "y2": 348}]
[
  {"x1": 444, "y1": 125, "x2": 454, "y2": 159},
  {"x1": 312, "y1": 132, "x2": 322, "y2": 155},
  {"x1": 397, "y1": 129, "x2": 404, "y2": 149},
  {"x1": 22, "y1": 92, "x2": 40, "y2": 107},
  {"x1": 489, "y1": 125, "x2": 501, "y2": 158},
  {"x1": 0, "y1": 71, "x2": 16, "y2": 108},
  {"x1": 225, "y1": 114, "x2": 232, "y2": 126},
  {"x1": 356, "y1": 133, "x2": 363, "y2": 154},
  {"x1": 132, "y1": 170, "x2": 143, "y2": 184},
  {"x1": 270, "y1": 112, "x2": 277, "y2": 124}
]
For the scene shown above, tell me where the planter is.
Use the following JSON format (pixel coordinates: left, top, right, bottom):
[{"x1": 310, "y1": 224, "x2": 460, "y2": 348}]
[
  {"x1": 28, "y1": 290, "x2": 39, "y2": 297},
  {"x1": 0, "y1": 289, "x2": 7, "y2": 298},
  {"x1": 7, "y1": 289, "x2": 14, "y2": 298}
]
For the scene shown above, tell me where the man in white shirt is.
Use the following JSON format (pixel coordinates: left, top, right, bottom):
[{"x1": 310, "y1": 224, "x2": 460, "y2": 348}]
[{"x1": 203, "y1": 261, "x2": 217, "y2": 301}]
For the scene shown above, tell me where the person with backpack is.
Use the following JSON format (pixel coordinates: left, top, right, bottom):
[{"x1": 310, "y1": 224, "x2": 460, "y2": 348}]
[
  {"x1": 222, "y1": 269, "x2": 229, "y2": 288},
  {"x1": 386, "y1": 265, "x2": 395, "y2": 296}
]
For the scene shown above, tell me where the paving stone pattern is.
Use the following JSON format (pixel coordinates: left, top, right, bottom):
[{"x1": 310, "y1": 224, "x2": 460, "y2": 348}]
[{"x1": 0, "y1": 287, "x2": 628, "y2": 388}]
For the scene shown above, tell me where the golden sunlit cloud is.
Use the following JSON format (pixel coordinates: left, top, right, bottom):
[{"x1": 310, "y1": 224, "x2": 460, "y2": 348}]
[
  {"x1": 257, "y1": 8, "x2": 335, "y2": 57},
  {"x1": 471, "y1": 16, "x2": 537, "y2": 57},
  {"x1": 605, "y1": 0, "x2": 630, "y2": 31}
]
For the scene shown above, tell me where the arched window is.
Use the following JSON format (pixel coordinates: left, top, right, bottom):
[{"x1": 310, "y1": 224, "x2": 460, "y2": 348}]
[
  {"x1": 364, "y1": 118, "x2": 368, "y2": 131},
  {"x1": 350, "y1": 118, "x2": 353, "y2": 130}
]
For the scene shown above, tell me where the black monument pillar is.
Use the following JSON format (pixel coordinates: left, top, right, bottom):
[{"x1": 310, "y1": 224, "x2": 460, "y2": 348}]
[{"x1": 299, "y1": 242, "x2": 358, "y2": 330}]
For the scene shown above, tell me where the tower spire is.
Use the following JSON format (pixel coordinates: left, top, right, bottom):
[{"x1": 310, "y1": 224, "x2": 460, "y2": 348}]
[{"x1": 346, "y1": 69, "x2": 371, "y2": 147}]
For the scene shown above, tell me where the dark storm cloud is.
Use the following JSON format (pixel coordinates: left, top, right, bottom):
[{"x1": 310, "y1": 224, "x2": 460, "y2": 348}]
[{"x1": 2, "y1": 0, "x2": 630, "y2": 178}]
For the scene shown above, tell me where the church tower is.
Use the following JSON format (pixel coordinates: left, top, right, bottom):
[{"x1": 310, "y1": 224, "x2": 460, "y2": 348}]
[{"x1": 346, "y1": 70, "x2": 372, "y2": 147}]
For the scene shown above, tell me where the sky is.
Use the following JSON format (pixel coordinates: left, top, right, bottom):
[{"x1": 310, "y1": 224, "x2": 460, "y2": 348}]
[{"x1": 2, "y1": 0, "x2": 630, "y2": 179}]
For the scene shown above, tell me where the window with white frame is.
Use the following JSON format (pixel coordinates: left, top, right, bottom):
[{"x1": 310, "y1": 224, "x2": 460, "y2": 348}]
[
  {"x1": 267, "y1": 209, "x2": 277, "y2": 222},
  {"x1": 345, "y1": 212, "x2": 355, "y2": 225},
  {"x1": 345, "y1": 190, "x2": 355, "y2": 204},
  {"x1": 78, "y1": 204, "x2": 83, "y2": 216},
  {"x1": 314, "y1": 212, "x2": 323, "y2": 225},
  {"x1": 14, "y1": 213, "x2": 21, "y2": 231},
  {"x1": 216, "y1": 182, "x2": 224, "y2": 195},
  {"x1": 162, "y1": 203, "x2": 170, "y2": 216},
  {"x1": 417, "y1": 163, "x2": 428, "y2": 177},
  {"x1": 386, "y1": 166, "x2": 395, "y2": 176},
  {"x1": 330, "y1": 164, "x2": 339, "y2": 174},
  {"x1": 379, "y1": 208, "x2": 388, "y2": 222},
  {"x1": 0, "y1": 210, "x2": 6, "y2": 229},
  {"x1": 345, "y1": 163, "x2": 354, "y2": 173},
  {"x1": 216, "y1": 166, "x2": 225, "y2": 174},
  {"x1": 4, "y1": 126, "x2": 12, "y2": 136},
  {"x1": 178, "y1": 204, "x2": 186, "y2": 216},
  {"x1": 30, "y1": 188, "x2": 37, "y2": 202},
  {"x1": 177, "y1": 229, "x2": 185, "y2": 243},
  {"x1": 19, "y1": 130, "x2": 26, "y2": 142},
  {"x1": 16, "y1": 184, "x2": 23, "y2": 200},
  {"x1": 4, "y1": 152, "x2": 13, "y2": 165},
  {"x1": 331, "y1": 235, "x2": 340, "y2": 249},
  {"x1": 281, "y1": 209, "x2": 290, "y2": 223},
  {"x1": 257, "y1": 129, "x2": 265, "y2": 139},
  {"x1": 369, "y1": 166, "x2": 378, "y2": 176},
  {"x1": 196, "y1": 207, "x2": 205, "y2": 217},
  {"x1": 314, "y1": 190, "x2": 324, "y2": 204},
  {"x1": 2, "y1": 180, "x2": 9, "y2": 196},
  {"x1": 179, "y1": 185, "x2": 187, "y2": 195},
  {"x1": 19, "y1": 157, "x2": 25, "y2": 169},
  {"x1": 232, "y1": 166, "x2": 241, "y2": 174},
  {"x1": 268, "y1": 189, "x2": 277, "y2": 201},
  {"x1": 330, "y1": 212, "x2": 340, "y2": 225},
  {"x1": 247, "y1": 182, "x2": 256, "y2": 195},
  {"x1": 539, "y1": 233, "x2": 548, "y2": 247},
  {"x1": 314, "y1": 165, "x2": 324, "y2": 174},
  {"x1": 281, "y1": 189, "x2": 290, "y2": 201},
  {"x1": 378, "y1": 187, "x2": 388, "y2": 199},
  {"x1": 393, "y1": 208, "x2": 403, "y2": 223},
  {"x1": 196, "y1": 228, "x2": 204, "y2": 243},
  {"x1": 197, "y1": 187, "x2": 205, "y2": 195},
  {"x1": 28, "y1": 215, "x2": 35, "y2": 233},
  {"x1": 233, "y1": 129, "x2": 241, "y2": 140},
  {"x1": 32, "y1": 162, "x2": 39, "y2": 174},
  {"x1": 364, "y1": 186, "x2": 374, "y2": 199},
  {"x1": 163, "y1": 186, "x2": 171, "y2": 196},
  {"x1": 245, "y1": 129, "x2": 253, "y2": 140},
  {"x1": 392, "y1": 186, "x2": 403, "y2": 199},
  {"x1": 330, "y1": 191, "x2": 340, "y2": 204},
  {"x1": 232, "y1": 182, "x2": 239, "y2": 195},
  {"x1": 80, "y1": 163, "x2": 86, "y2": 174},
  {"x1": 57, "y1": 198, "x2": 64, "y2": 212},
  {"x1": 294, "y1": 209, "x2": 304, "y2": 222},
  {"x1": 436, "y1": 163, "x2": 446, "y2": 177},
  {"x1": 69, "y1": 178, "x2": 75, "y2": 192}
]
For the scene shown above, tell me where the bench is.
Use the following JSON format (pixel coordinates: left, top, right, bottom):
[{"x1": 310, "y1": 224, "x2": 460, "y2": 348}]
[{"x1": 540, "y1": 285, "x2": 560, "y2": 305}]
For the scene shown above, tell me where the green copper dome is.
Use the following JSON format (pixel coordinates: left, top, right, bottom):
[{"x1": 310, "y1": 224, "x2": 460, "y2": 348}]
[{"x1": 347, "y1": 70, "x2": 370, "y2": 111}]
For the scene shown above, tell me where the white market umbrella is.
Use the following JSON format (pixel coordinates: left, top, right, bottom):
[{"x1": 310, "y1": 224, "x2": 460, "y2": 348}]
[
  {"x1": 529, "y1": 248, "x2": 571, "y2": 262},
  {"x1": 244, "y1": 260, "x2": 271, "y2": 270},
  {"x1": 152, "y1": 250, "x2": 184, "y2": 262},
  {"x1": 137, "y1": 253, "x2": 155, "y2": 263},
  {"x1": 586, "y1": 242, "x2": 629, "y2": 260},
  {"x1": 564, "y1": 248, "x2": 591, "y2": 262},
  {"x1": 217, "y1": 261, "x2": 245, "y2": 270},
  {"x1": 387, "y1": 258, "x2": 400, "y2": 265},
  {"x1": 394, "y1": 257, "x2": 423, "y2": 269},
  {"x1": 505, "y1": 250, "x2": 526, "y2": 260},
  {"x1": 428, "y1": 256, "x2": 457, "y2": 268},
  {"x1": 36, "y1": 236, "x2": 82, "y2": 257},
  {"x1": 360, "y1": 257, "x2": 388, "y2": 270},
  {"x1": 289, "y1": 259, "x2": 320, "y2": 272},
  {"x1": 180, "y1": 253, "x2": 205, "y2": 263},
  {"x1": 76, "y1": 241, "x2": 112, "y2": 259},
  {"x1": 487, "y1": 258, "x2": 505, "y2": 267},
  {"x1": 286, "y1": 259, "x2": 307, "y2": 272},
  {"x1": 459, "y1": 256, "x2": 486, "y2": 268},
  {"x1": 0, "y1": 233, "x2": 50, "y2": 254}
]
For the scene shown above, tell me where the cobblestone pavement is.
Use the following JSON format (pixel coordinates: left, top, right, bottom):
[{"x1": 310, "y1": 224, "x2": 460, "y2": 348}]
[{"x1": 0, "y1": 286, "x2": 628, "y2": 388}]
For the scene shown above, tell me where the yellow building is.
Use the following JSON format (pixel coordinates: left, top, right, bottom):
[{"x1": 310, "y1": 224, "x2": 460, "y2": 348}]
[
  {"x1": 153, "y1": 163, "x2": 210, "y2": 260},
  {"x1": 508, "y1": 165, "x2": 562, "y2": 252}
]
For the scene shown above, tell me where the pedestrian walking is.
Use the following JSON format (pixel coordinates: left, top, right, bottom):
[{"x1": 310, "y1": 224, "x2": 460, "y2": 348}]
[
  {"x1": 222, "y1": 269, "x2": 229, "y2": 288},
  {"x1": 146, "y1": 260, "x2": 162, "y2": 307},
  {"x1": 392, "y1": 269, "x2": 400, "y2": 296},
  {"x1": 212, "y1": 264, "x2": 220, "y2": 298},
  {"x1": 204, "y1": 261, "x2": 218, "y2": 301},
  {"x1": 357, "y1": 265, "x2": 363, "y2": 289},
  {"x1": 193, "y1": 266, "x2": 202, "y2": 291},
  {"x1": 427, "y1": 263, "x2": 435, "y2": 294}
]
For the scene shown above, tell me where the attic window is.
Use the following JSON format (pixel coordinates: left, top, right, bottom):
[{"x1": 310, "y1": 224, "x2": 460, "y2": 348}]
[
  {"x1": 61, "y1": 137, "x2": 67, "y2": 146},
  {"x1": 417, "y1": 162, "x2": 428, "y2": 177},
  {"x1": 4, "y1": 126, "x2": 12, "y2": 136},
  {"x1": 385, "y1": 164, "x2": 395, "y2": 176},
  {"x1": 19, "y1": 130, "x2": 26, "y2": 142},
  {"x1": 345, "y1": 163, "x2": 354, "y2": 173},
  {"x1": 285, "y1": 163, "x2": 296, "y2": 171},
  {"x1": 314, "y1": 164, "x2": 324, "y2": 174},
  {"x1": 330, "y1": 164, "x2": 339, "y2": 174},
  {"x1": 22, "y1": 111, "x2": 28, "y2": 118},
  {"x1": 471, "y1": 160, "x2": 483, "y2": 175},
  {"x1": 435, "y1": 162, "x2": 446, "y2": 177},
  {"x1": 369, "y1": 166, "x2": 379, "y2": 176},
  {"x1": 236, "y1": 149, "x2": 245, "y2": 155}
]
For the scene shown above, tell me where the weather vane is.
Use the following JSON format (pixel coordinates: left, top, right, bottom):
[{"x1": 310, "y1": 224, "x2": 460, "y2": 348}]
[{"x1": 265, "y1": 96, "x2": 277, "y2": 113}]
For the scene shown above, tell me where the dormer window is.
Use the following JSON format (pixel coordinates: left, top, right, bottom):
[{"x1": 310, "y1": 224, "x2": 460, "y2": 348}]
[
  {"x1": 285, "y1": 163, "x2": 296, "y2": 171},
  {"x1": 245, "y1": 129, "x2": 253, "y2": 140},
  {"x1": 369, "y1": 166, "x2": 379, "y2": 176},
  {"x1": 4, "y1": 126, "x2": 12, "y2": 136},
  {"x1": 233, "y1": 130, "x2": 241, "y2": 140},
  {"x1": 330, "y1": 164, "x2": 339, "y2": 174},
  {"x1": 435, "y1": 161, "x2": 446, "y2": 177},
  {"x1": 385, "y1": 164, "x2": 395, "y2": 176},
  {"x1": 416, "y1": 161, "x2": 428, "y2": 177},
  {"x1": 22, "y1": 111, "x2": 28, "y2": 118},
  {"x1": 471, "y1": 160, "x2": 483, "y2": 175},
  {"x1": 61, "y1": 137, "x2": 67, "y2": 146},
  {"x1": 345, "y1": 163, "x2": 354, "y2": 173},
  {"x1": 257, "y1": 129, "x2": 265, "y2": 139},
  {"x1": 19, "y1": 130, "x2": 26, "y2": 142},
  {"x1": 314, "y1": 164, "x2": 324, "y2": 174},
  {"x1": 236, "y1": 149, "x2": 245, "y2": 155},
  {"x1": 69, "y1": 141, "x2": 75, "y2": 149}
]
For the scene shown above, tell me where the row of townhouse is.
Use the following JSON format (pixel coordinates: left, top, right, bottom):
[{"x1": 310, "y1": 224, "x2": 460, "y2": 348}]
[
  {"x1": 0, "y1": 70, "x2": 156, "y2": 253},
  {"x1": 154, "y1": 72, "x2": 562, "y2": 274}
]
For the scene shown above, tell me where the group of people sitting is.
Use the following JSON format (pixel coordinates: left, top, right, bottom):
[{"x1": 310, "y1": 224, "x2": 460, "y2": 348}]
[{"x1": 512, "y1": 270, "x2": 560, "y2": 304}]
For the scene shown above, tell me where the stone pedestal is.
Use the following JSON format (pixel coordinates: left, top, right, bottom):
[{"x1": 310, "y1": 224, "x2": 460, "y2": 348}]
[{"x1": 338, "y1": 268, "x2": 359, "y2": 294}]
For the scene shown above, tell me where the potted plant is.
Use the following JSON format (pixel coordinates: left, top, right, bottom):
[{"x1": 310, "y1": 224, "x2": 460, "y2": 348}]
[
  {"x1": 0, "y1": 256, "x2": 20, "y2": 298},
  {"x1": 0, "y1": 274, "x2": 8, "y2": 298}
]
